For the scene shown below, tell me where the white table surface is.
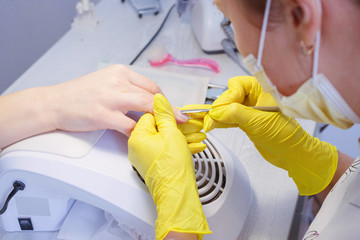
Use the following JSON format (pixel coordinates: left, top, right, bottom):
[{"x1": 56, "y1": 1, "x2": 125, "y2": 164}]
[{"x1": 1, "y1": 0, "x2": 316, "y2": 239}]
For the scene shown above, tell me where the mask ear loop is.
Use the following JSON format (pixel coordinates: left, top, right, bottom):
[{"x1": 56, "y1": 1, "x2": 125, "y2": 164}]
[
  {"x1": 259, "y1": 0, "x2": 322, "y2": 81},
  {"x1": 312, "y1": 0, "x2": 322, "y2": 80},
  {"x1": 257, "y1": 0, "x2": 272, "y2": 66}
]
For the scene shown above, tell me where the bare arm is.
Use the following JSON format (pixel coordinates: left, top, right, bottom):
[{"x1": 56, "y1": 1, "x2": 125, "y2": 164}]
[
  {"x1": 0, "y1": 65, "x2": 188, "y2": 149},
  {"x1": 0, "y1": 86, "x2": 55, "y2": 149},
  {"x1": 316, "y1": 150, "x2": 354, "y2": 202}
]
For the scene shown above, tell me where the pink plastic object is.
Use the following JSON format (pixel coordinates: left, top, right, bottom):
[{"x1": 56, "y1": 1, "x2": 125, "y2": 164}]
[{"x1": 149, "y1": 53, "x2": 221, "y2": 73}]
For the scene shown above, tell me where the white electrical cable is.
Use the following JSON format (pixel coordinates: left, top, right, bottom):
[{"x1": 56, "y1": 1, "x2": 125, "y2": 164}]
[{"x1": 312, "y1": 0, "x2": 322, "y2": 79}]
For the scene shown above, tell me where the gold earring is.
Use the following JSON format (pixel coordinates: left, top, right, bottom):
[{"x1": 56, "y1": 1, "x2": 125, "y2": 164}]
[{"x1": 300, "y1": 41, "x2": 314, "y2": 56}]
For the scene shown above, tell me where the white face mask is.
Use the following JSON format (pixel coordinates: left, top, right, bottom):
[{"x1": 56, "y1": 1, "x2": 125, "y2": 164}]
[{"x1": 243, "y1": 0, "x2": 360, "y2": 129}]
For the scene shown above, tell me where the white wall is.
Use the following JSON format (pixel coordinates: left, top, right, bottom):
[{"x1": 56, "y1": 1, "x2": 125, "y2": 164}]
[
  {"x1": 0, "y1": 0, "x2": 99, "y2": 93},
  {"x1": 315, "y1": 124, "x2": 360, "y2": 159}
]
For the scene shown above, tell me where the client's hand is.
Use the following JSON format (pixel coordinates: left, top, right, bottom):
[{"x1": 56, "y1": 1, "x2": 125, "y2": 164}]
[
  {"x1": 50, "y1": 65, "x2": 189, "y2": 136},
  {"x1": 0, "y1": 65, "x2": 189, "y2": 148}
]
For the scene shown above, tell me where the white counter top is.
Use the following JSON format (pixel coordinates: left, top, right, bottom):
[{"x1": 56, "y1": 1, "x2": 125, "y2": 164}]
[{"x1": 1, "y1": 0, "x2": 316, "y2": 239}]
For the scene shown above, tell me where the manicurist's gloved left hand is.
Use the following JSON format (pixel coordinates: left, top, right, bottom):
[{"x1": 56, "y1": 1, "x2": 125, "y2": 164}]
[{"x1": 128, "y1": 94, "x2": 211, "y2": 240}]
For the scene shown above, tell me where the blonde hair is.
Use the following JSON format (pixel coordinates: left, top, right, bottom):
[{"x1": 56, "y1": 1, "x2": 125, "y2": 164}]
[{"x1": 239, "y1": 0, "x2": 284, "y2": 27}]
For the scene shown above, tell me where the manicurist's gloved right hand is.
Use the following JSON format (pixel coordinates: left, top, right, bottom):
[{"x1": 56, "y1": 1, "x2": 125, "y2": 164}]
[
  {"x1": 128, "y1": 94, "x2": 211, "y2": 240},
  {"x1": 204, "y1": 76, "x2": 338, "y2": 196}
]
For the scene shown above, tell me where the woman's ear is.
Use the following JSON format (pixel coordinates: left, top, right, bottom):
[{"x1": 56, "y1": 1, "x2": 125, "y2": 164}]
[{"x1": 285, "y1": 0, "x2": 321, "y2": 51}]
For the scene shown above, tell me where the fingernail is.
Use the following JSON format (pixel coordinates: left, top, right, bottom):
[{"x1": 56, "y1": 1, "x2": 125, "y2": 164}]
[
  {"x1": 174, "y1": 108, "x2": 190, "y2": 122},
  {"x1": 178, "y1": 112, "x2": 190, "y2": 122}
]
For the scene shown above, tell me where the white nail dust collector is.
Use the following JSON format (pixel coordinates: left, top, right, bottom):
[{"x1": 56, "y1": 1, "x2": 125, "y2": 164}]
[{"x1": 0, "y1": 128, "x2": 251, "y2": 239}]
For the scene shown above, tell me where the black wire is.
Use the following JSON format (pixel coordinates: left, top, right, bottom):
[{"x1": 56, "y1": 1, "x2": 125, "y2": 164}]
[
  {"x1": 129, "y1": 5, "x2": 175, "y2": 184},
  {"x1": 0, "y1": 181, "x2": 25, "y2": 215},
  {"x1": 129, "y1": 4, "x2": 176, "y2": 65}
]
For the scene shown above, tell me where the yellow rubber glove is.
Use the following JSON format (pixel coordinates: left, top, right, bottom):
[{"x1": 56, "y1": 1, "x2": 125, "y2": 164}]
[
  {"x1": 178, "y1": 104, "x2": 212, "y2": 154},
  {"x1": 128, "y1": 94, "x2": 211, "y2": 240},
  {"x1": 204, "y1": 76, "x2": 338, "y2": 196}
]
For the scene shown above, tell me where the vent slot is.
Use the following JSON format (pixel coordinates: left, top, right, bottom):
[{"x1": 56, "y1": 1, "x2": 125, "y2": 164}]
[
  {"x1": 193, "y1": 138, "x2": 226, "y2": 205},
  {"x1": 132, "y1": 137, "x2": 227, "y2": 205}
]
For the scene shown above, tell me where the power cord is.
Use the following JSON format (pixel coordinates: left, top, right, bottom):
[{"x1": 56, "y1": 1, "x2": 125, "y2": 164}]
[
  {"x1": 0, "y1": 181, "x2": 25, "y2": 215},
  {"x1": 129, "y1": 4, "x2": 176, "y2": 65},
  {"x1": 129, "y1": 4, "x2": 175, "y2": 184}
]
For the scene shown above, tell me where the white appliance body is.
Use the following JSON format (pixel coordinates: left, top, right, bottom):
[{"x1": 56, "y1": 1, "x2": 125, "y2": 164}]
[
  {"x1": 190, "y1": 0, "x2": 227, "y2": 54},
  {"x1": 0, "y1": 129, "x2": 251, "y2": 240}
]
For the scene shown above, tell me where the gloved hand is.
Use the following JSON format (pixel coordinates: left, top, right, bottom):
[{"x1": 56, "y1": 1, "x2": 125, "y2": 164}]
[
  {"x1": 204, "y1": 76, "x2": 338, "y2": 195},
  {"x1": 128, "y1": 94, "x2": 211, "y2": 240},
  {"x1": 178, "y1": 104, "x2": 212, "y2": 154}
]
